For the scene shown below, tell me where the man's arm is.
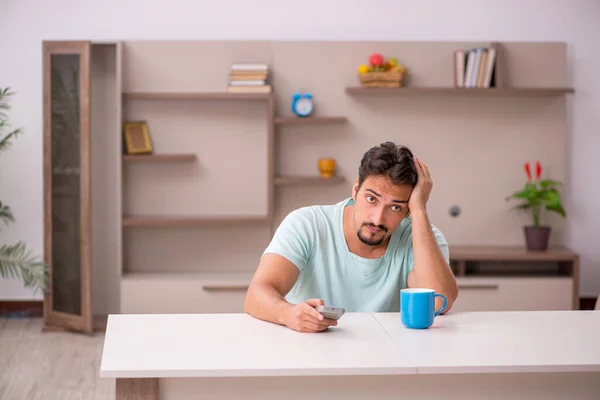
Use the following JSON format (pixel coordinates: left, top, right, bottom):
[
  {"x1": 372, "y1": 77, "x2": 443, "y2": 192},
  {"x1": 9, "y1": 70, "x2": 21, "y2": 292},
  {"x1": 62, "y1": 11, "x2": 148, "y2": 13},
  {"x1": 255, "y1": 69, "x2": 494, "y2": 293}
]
[
  {"x1": 406, "y1": 156, "x2": 458, "y2": 313},
  {"x1": 407, "y1": 209, "x2": 458, "y2": 313},
  {"x1": 244, "y1": 253, "x2": 298, "y2": 325},
  {"x1": 244, "y1": 253, "x2": 336, "y2": 332},
  {"x1": 244, "y1": 208, "x2": 337, "y2": 332}
]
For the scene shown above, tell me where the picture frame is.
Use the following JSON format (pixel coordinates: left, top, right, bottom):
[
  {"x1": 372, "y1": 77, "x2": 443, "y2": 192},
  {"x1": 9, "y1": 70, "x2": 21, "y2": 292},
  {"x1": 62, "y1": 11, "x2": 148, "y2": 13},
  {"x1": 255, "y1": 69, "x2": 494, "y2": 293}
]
[{"x1": 123, "y1": 121, "x2": 153, "y2": 155}]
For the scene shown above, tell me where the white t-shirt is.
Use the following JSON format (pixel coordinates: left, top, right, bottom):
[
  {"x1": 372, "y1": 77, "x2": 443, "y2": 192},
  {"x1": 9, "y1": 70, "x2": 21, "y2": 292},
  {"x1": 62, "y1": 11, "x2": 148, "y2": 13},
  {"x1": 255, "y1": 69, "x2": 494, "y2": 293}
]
[{"x1": 262, "y1": 197, "x2": 450, "y2": 312}]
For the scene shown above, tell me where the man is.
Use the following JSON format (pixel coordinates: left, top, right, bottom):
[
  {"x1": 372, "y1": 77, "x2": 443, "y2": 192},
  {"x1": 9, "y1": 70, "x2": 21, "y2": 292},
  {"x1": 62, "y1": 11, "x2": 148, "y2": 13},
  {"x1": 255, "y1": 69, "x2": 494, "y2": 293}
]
[{"x1": 244, "y1": 142, "x2": 458, "y2": 332}]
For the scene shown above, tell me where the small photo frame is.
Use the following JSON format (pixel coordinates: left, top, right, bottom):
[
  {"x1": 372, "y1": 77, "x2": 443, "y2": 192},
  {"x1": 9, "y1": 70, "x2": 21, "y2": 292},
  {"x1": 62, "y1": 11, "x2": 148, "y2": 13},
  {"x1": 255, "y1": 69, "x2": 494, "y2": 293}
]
[{"x1": 123, "y1": 121, "x2": 153, "y2": 155}]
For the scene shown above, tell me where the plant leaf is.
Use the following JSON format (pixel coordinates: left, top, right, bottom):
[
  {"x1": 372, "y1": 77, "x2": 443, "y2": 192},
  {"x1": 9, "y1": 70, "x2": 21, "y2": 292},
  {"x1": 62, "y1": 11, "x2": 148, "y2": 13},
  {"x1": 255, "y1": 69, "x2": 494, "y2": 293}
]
[
  {"x1": 0, "y1": 201, "x2": 14, "y2": 225},
  {"x1": 511, "y1": 190, "x2": 531, "y2": 199},
  {"x1": 0, "y1": 89, "x2": 46, "y2": 292},
  {"x1": 513, "y1": 182, "x2": 538, "y2": 198},
  {"x1": 541, "y1": 189, "x2": 566, "y2": 217},
  {"x1": 0, "y1": 87, "x2": 21, "y2": 154},
  {"x1": 540, "y1": 179, "x2": 561, "y2": 189},
  {"x1": 541, "y1": 188, "x2": 562, "y2": 207},
  {"x1": 0, "y1": 129, "x2": 22, "y2": 154},
  {"x1": 546, "y1": 202, "x2": 566, "y2": 217},
  {"x1": 0, "y1": 241, "x2": 48, "y2": 293}
]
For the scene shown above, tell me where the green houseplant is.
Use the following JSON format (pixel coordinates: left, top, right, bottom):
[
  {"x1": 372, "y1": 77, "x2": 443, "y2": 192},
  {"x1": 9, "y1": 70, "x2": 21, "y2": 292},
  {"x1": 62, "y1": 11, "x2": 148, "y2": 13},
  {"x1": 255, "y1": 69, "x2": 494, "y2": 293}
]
[
  {"x1": 507, "y1": 160, "x2": 566, "y2": 251},
  {"x1": 0, "y1": 87, "x2": 48, "y2": 293}
]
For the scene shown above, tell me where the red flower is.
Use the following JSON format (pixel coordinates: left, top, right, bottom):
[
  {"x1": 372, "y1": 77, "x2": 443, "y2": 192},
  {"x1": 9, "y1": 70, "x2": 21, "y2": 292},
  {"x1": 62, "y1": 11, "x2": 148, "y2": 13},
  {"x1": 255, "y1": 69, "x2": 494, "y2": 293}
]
[
  {"x1": 524, "y1": 162, "x2": 532, "y2": 181},
  {"x1": 535, "y1": 161, "x2": 542, "y2": 180}
]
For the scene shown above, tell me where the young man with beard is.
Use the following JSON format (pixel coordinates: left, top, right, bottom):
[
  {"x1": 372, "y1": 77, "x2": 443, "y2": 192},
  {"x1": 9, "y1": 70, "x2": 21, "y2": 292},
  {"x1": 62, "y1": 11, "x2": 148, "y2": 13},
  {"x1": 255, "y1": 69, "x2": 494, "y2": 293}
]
[{"x1": 244, "y1": 142, "x2": 458, "y2": 332}]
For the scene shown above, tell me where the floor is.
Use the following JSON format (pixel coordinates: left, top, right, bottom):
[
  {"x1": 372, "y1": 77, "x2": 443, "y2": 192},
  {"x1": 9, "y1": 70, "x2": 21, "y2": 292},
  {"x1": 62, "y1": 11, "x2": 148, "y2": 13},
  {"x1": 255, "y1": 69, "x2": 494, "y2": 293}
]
[{"x1": 0, "y1": 318, "x2": 114, "y2": 400}]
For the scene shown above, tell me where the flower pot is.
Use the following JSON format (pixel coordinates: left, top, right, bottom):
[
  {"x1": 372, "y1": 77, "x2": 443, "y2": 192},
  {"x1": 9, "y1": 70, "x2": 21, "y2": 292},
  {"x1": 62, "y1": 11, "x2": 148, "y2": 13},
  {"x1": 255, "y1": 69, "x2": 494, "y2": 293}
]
[{"x1": 523, "y1": 225, "x2": 551, "y2": 251}]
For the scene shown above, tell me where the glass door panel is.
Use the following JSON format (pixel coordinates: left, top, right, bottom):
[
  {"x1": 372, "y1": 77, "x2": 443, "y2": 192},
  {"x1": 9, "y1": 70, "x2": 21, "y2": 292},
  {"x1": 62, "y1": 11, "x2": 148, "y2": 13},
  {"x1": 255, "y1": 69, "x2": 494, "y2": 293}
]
[{"x1": 43, "y1": 41, "x2": 92, "y2": 333}]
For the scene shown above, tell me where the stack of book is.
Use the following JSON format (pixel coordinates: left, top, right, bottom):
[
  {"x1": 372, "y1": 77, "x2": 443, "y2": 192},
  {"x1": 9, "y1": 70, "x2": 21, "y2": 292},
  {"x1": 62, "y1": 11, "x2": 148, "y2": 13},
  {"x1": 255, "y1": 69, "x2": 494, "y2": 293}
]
[
  {"x1": 453, "y1": 46, "x2": 497, "y2": 88},
  {"x1": 227, "y1": 63, "x2": 271, "y2": 93}
]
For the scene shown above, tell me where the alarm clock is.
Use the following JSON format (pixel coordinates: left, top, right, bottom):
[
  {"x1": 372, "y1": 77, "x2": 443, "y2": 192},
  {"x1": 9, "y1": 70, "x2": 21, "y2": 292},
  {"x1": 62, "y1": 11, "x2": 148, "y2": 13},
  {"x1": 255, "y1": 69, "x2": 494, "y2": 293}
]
[{"x1": 291, "y1": 92, "x2": 314, "y2": 117}]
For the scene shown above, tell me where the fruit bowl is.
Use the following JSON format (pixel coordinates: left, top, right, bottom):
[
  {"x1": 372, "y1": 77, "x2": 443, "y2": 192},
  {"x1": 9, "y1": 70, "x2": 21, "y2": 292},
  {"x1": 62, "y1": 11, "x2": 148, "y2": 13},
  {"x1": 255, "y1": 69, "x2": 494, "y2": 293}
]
[{"x1": 357, "y1": 53, "x2": 407, "y2": 88}]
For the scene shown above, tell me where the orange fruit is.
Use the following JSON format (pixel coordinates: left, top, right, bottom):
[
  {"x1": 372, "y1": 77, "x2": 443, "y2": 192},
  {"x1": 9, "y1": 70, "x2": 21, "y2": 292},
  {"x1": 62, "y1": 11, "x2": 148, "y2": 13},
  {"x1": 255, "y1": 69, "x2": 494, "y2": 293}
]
[{"x1": 358, "y1": 64, "x2": 370, "y2": 74}]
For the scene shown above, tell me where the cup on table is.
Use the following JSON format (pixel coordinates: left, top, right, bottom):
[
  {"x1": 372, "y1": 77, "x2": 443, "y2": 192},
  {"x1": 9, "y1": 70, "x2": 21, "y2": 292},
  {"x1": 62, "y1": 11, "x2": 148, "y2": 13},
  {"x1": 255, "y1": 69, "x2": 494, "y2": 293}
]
[{"x1": 400, "y1": 288, "x2": 447, "y2": 329}]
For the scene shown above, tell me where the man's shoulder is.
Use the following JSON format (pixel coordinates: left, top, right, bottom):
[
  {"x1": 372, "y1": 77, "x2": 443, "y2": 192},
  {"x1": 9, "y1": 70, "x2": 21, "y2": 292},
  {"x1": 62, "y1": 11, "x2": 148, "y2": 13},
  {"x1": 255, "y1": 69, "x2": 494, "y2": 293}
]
[
  {"x1": 266, "y1": 199, "x2": 348, "y2": 266},
  {"x1": 283, "y1": 198, "x2": 348, "y2": 226}
]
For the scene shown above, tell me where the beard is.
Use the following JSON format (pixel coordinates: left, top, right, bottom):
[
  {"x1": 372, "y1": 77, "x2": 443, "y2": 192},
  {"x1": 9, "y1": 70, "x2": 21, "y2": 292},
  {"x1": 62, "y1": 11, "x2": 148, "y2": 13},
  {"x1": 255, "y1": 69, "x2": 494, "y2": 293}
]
[{"x1": 356, "y1": 223, "x2": 388, "y2": 246}]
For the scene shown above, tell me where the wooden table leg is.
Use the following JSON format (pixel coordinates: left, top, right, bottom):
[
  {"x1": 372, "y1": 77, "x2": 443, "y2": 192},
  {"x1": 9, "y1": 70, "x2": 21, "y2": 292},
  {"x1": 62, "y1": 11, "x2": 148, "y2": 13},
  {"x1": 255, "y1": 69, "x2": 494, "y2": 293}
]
[{"x1": 116, "y1": 378, "x2": 158, "y2": 400}]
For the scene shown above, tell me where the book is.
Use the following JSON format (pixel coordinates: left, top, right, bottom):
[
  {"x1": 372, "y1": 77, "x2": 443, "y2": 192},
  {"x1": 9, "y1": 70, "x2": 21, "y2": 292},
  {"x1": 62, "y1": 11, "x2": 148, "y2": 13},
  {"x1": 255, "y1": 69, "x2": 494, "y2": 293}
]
[
  {"x1": 454, "y1": 50, "x2": 466, "y2": 88},
  {"x1": 454, "y1": 47, "x2": 497, "y2": 88},
  {"x1": 227, "y1": 62, "x2": 271, "y2": 92},
  {"x1": 227, "y1": 85, "x2": 272, "y2": 93},
  {"x1": 231, "y1": 63, "x2": 269, "y2": 71}
]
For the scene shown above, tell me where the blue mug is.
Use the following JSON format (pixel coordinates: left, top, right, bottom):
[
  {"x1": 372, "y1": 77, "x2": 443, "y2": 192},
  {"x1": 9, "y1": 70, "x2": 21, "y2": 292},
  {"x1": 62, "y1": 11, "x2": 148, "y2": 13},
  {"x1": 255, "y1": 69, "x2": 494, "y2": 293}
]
[{"x1": 400, "y1": 288, "x2": 447, "y2": 329}]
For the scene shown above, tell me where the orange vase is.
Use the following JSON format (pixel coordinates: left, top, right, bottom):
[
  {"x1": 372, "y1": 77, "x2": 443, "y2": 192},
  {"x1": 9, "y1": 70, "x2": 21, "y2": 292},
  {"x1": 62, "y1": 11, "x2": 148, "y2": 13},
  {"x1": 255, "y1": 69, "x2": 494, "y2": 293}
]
[{"x1": 318, "y1": 158, "x2": 336, "y2": 178}]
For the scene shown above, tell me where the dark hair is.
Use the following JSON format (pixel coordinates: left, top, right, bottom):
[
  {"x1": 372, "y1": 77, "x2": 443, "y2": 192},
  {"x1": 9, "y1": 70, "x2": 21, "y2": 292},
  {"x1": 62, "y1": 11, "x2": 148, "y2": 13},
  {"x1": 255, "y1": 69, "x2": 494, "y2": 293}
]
[{"x1": 357, "y1": 142, "x2": 417, "y2": 191}]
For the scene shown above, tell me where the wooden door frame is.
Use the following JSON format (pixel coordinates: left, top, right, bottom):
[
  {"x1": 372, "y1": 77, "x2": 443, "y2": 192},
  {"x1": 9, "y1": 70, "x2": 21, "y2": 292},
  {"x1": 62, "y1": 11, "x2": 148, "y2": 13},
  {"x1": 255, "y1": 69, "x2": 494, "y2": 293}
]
[{"x1": 42, "y1": 40, "x2": 93, "y2": 333}]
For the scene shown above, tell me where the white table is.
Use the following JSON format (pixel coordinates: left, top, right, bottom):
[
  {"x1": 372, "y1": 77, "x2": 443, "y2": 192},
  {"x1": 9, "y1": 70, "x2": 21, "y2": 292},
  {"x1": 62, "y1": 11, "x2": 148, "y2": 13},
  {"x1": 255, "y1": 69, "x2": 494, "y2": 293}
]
[{"x1": 100, "y1": 311, "x2": 600, "y2": 399}]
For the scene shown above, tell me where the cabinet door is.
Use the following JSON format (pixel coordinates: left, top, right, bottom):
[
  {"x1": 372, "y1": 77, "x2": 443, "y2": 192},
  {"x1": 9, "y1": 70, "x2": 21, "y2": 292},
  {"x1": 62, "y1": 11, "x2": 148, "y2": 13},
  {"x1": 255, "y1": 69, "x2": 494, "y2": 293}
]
[
  {"x1": 452, "y1": 277, "x2": 573, "y2": 312},
  {"x1": 43, "y1": 41, "x2": 93, "y2": 333}
]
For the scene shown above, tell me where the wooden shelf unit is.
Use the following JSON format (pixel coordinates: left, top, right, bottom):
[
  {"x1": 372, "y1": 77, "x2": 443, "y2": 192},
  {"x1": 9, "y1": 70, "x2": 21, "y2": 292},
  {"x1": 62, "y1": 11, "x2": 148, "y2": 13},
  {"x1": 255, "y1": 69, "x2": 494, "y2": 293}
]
[
  {"x1": 123, "y1": 92, "x2": 273, "y2": 101},
  {"x1": 123, "y1": 154, "x2": 197, "y2": 162},
  {"x1": 448, "y1": 245, "x2": 579, "y2": 312},
  {"x1": 274, "y1": 116, "x2": 347, "y2": 125},
  {"x1": 449, "y1": 245, "x2": 579, "y2": 262},
  {"x1": 119, "y1": 81, "x2": 275, "y2": 317},
  {"x1": 121, "y1": 88, "x2": 275, "y2": 229},
  {"x1": 115, "y1": 41, "x2": 575, "y2": 316},
  {"x1": 274, "y1": 175, "x2": 345, "y2": 185},
  {"x1": 42, "y1": 39, "x2": 576, "y2": 322},
  {"x1": 122, "y1": 215, "x2": 269, "y2": 227},
  {"x1": 345, "y1": 87, "x2": 575, "y2": 96}
]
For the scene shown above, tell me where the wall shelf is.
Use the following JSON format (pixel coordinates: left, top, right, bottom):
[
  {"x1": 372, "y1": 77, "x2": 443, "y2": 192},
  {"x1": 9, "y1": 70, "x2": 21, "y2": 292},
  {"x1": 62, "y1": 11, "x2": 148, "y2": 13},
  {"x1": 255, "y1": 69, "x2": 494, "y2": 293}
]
[
  {"x1": 123, "y1": 92, "x2": 273, "y2": 101},
  {"x1": 345, "y1": 87, "x2": 575, "y2": 96},
  {"x1": 122, "y1": 215, "x2": 269, "y2": 227},
  {"x1": 449, "y1": 245, "x2": 578, "y2": 262},
  {"x1": 123, "y1": 154, "x2": 197, "y2": 163},
  {"x1": 274, "y1": 176, "x2": 345, "y2": 185},
  {"x1": 274, "y1": 116, "x2": 347, "y2": 125}
]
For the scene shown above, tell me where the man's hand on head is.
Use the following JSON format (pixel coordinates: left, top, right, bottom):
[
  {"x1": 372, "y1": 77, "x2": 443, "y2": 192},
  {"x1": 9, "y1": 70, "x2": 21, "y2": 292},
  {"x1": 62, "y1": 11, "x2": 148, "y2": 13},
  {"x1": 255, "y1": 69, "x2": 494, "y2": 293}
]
[{"x1": 408, "y1": 156, "x2": 433, "y2": 214}]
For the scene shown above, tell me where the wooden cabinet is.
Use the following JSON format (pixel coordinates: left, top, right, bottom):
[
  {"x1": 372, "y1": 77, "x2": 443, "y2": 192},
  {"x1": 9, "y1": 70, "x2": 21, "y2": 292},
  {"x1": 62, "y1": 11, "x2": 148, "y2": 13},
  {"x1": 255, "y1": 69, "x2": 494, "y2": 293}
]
[
  {"x1": 449, "y1": 246, "x2": 579, "y2": 312},
  {"x1": 42, "y1": 41, "x2": 93, "y2": 333},
  {"x1": 453, "y1": 277, "x2": 573, "y2": 312},
  {"x1": 42, "y1": 41, "x2": 121, "y2": 333},
  {"x1": 120, "y1": 273, "x2": 252, "y2": 314}
]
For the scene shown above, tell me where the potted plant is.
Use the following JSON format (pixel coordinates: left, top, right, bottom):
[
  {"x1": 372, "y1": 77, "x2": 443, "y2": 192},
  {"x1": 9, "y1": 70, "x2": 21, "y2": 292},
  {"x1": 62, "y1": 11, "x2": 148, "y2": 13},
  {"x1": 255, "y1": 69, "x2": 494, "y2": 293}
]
[
  {"x1": 506, "y1": 160, "x2": 566, "y2": 251},
  {"x1": 0, "y1": 87, "x2": 48, "y2": 293}
]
